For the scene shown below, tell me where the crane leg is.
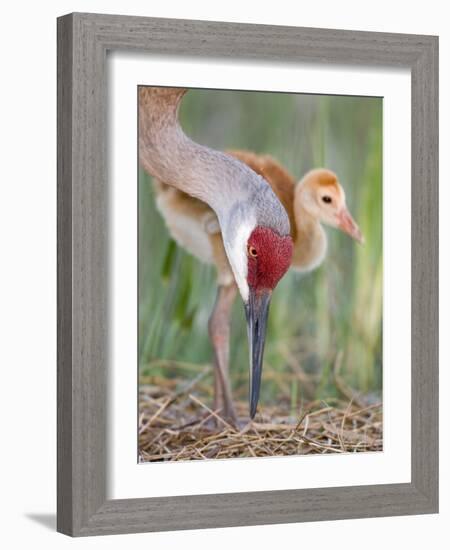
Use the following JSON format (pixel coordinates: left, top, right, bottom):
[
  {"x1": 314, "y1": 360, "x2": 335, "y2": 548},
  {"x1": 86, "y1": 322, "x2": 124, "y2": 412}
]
[{"x1": 208, "y1": 283, "x2": 238, "y2": 424}]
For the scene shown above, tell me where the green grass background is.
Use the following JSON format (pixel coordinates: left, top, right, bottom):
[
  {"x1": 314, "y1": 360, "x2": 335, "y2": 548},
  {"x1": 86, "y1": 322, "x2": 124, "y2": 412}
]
[{"x1": 139, "y1": 89, "x2": 383, "y2": 406}]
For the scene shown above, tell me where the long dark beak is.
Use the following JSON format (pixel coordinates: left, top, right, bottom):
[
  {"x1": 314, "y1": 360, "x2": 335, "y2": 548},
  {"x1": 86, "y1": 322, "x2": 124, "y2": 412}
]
[{"x1": 245, "y1": 288, "x2": 272, "y2": 419}]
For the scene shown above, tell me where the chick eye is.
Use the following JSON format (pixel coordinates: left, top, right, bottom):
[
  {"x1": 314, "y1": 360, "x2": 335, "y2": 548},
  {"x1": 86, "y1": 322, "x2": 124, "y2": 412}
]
[
  {"x1": 248, "y1": 246, "x2": 258, "y2": 258},
  {"x1": 322, "y1": 196, "x2": 332, "y2": 204}
]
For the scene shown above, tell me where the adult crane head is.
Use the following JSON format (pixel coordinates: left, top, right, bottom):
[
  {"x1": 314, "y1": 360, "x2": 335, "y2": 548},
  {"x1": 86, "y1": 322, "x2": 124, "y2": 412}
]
[{"x1": 217, "y1": 174, "x2": 293, "y2": 419}]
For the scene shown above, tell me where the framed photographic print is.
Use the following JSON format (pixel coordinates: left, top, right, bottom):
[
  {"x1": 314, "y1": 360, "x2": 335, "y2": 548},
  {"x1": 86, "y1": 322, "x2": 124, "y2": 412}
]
[
  {"x1": 57, "y1": 13, "x2": 438, "y2": 536},
  {"x1": 137, "y1": 86, "x2": 379, "y2": 464}
]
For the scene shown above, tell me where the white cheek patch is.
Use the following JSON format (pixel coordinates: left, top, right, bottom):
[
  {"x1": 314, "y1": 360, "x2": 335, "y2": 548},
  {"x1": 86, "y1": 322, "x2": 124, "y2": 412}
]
[{"x1": 224, "y1": 220, "x2": 254, "y2": 303}]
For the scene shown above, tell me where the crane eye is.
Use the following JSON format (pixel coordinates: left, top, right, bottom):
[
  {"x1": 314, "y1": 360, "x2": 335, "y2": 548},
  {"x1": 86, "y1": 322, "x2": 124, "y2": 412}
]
[
  {"x1": 322, "y1": 195, "x2": 332, "y2": 204},
  {"x1": 248, "y1": 246, "x2": 258, "y2": 258}
]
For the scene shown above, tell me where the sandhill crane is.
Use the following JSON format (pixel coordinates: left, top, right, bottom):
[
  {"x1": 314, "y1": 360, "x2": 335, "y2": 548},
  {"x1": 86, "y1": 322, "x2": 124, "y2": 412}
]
[
  {"x1": 139, "y1": 87, "x2": 293, "y2": 421},
  {"x1": 152, "y1": 149, "x2": 363, "y2": 422}
]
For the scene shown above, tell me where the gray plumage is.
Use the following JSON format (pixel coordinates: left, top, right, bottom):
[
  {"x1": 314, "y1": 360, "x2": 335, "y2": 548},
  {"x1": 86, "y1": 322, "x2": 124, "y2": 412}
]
[{"x1": 138, "y1": 86, "x2": 291, "y2": 244}]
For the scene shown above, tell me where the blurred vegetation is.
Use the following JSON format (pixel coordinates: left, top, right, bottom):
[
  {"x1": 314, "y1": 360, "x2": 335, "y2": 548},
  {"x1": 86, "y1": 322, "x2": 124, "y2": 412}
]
[{"x1": 139, "y1": 89, "x2": 382, "y2": 406}]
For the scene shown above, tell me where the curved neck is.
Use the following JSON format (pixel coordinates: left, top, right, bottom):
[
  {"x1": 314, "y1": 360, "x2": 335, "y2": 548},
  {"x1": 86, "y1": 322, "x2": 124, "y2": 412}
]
[
  {"x1": 292, "y1": 192, "x2": 327, "y2": 271},
  {"x1": 139, "y1": 87, "x2": 265, "y2": 222}
]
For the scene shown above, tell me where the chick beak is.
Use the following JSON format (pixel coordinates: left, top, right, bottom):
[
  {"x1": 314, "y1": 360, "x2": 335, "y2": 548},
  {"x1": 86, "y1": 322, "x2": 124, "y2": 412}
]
[
  {"x1": 338, "y1": 207, "x2": 364, "y2": 244},
  {"x1": 245, "y1": 288, "x2": 272, "y2": 420}
]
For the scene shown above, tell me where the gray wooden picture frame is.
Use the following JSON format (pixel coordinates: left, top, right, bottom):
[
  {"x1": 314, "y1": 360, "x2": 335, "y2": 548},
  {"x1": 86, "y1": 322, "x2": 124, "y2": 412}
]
[{"x1": 57, "y1": 12, "x2": 439, "y2": 537}]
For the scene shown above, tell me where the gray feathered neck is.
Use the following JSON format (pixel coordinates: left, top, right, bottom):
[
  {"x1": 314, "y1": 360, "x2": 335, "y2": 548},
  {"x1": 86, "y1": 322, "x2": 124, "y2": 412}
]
[{"x1": 139, "y1": 87, "x2": 290, "y2": 238}]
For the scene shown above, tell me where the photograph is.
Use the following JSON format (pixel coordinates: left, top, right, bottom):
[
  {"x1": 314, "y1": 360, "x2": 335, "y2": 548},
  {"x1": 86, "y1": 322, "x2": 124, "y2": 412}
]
[{"x1": 138, "y1": 85, "x2": 383, "y2": 462}]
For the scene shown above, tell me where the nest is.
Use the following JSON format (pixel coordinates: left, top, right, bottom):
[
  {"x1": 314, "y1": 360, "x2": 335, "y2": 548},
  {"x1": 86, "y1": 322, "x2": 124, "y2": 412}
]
[{"x1": 139, "y1": 366, "x2": 382, "y2": 462}]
